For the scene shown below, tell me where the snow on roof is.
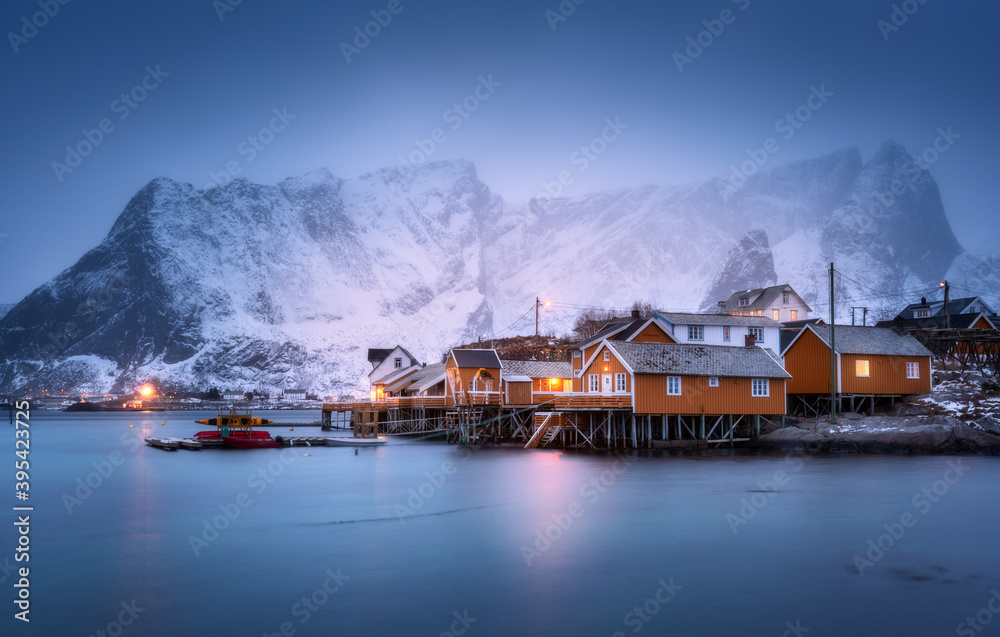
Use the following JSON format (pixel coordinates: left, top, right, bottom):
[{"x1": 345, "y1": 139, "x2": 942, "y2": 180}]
[
  {"x1": 607, "y1": 341, "x2": 791, "y2": 379},
  {"x1": 656, "y1": 312, "x2": 781, "y2": 327},
  {"x1": 503, "y1": 375, "x2": 533, "y2": 383},
  {"x1": 806, "y1": 325, "x2": 933, "y2": 357},
  {"x1": 501, "y1": 359, "x2": 572, "y2": 379}
]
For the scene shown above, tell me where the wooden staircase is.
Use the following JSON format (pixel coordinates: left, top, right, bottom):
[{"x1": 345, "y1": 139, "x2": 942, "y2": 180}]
[{"x1": 525, "y1": 412, "x2": 562, "y2": 449}]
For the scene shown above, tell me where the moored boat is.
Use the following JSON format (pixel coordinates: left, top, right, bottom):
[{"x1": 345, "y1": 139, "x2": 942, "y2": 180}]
[
  {"x1": 164, "y1": 437, "x2": 203, "y2": 450},
  {"x1": 223, "y1": 434, "x2": 281, "y2": 449},
  {"x1": 325, "y1": 437, "x2": 386, "y2": 447},
  {"x1": 195, "y1": 408, "x2": 278, "y2": 449},
  {"x1": 145, "y1": 437, "x2": 180, "y2": 451}
]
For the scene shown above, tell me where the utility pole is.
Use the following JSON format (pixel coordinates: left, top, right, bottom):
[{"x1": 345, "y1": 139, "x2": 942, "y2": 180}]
[
  {"x1": 535, "y1": 297, "x2": 540, "y2": 338},
  {"x1": 940, "y1": 280, "x2": 950, "y2": 329},
  {"x1": 830, "y1": 263, "x2": 837, "y2": 425},
  {"x1": 850, "y1": 307, "x2": 869, "y2": 326}
]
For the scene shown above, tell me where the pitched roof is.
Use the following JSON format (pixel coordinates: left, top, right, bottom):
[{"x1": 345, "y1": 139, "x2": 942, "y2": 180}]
[
  {"x1": 367, "y1": 345, "x2": 419, "y2": 375},
  {"x1": 607, "y1": 341, "x2": 791, "y2": 379},
  {"x1": 898, "y1": 296, "x2": 995, "y2": 318},
  {"x1": 408, "y1": 363, "x2": 447, "y2": 393},
  {"x1": 718, "y1": 284, "x2": 811, "y2": 313},
  {"x1": 375, "y1": 364, "x2": 421, "y2": 386},
  {"x1": 501, "y1": 359, "x2": 572, "y2": 379},
  {"x1": 503, "y1": 375, "x2": 534, "y2": 383},
  {"x1": 799, "y1": 325, "x2": 932, "y2": 357},
  {"x1": 874, "y1": 313, "x2": 996, "y2": 331},
  {"x1": 575, "y1": 316, "x2": 676, "y2": 350},
  {"x1": 655, "y1": 311, "x2": 781, "y2": 327},
  {"x1": 781, "y1": 318, "x2": 824, "y2": 329},
  {"x1": 367, "y1": 348, "x2": 394, "y2": 363},
  {"x1": 451, "y1": 349, "x2": 502, "y2": 369},
  {"x1": 575, "y1": 320, "x2": 637, "y2": 350}
]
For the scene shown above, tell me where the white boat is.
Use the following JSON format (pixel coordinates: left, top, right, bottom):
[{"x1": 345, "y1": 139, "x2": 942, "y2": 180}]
[
  {"x1": 324, "y1": 437, "x2": 386, "y2": 447},
  {"x1": 164, "y1": 437, "x2": 203, "y2": 450},
  {"x1": 145, "y1": 437, "x2": 180, "y2": 451}
]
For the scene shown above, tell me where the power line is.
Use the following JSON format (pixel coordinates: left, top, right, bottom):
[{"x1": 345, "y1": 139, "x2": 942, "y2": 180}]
[{"x1": 491, "y1": 305, "x2": 536, "y2": 338}]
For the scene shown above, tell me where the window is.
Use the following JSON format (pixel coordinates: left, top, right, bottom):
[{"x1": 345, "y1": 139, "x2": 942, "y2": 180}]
[
  {"x1": 588, "y1": 374, "x2": 599, "y2": 392},
  {"x1": 751, "y1": 378, "x2": 770, "y2": 397},
  {"x1": 748, "y1": 327, "x2": 764, "y2": 342},
  {"x1": 688, "y1": 325, "x2": 704, "y2": 341},
  {"x1": 782, "y1": 291, "x2": 790, "y2": 304},
  {"x1": 723, "y1": 326, "x2": 730, "y2": 341},
  {"x1": 615, "y1": 373, "x2": 626, "y2": 392},
  {"x1": 573, "y1": 351, "x2": 581, "y2": 359},
  {"x1": 394, "y1": 358, "x2": 402, "y2": 368},
  {"x1": 906, "y1": 362, "x2": 919, "y2": 379},
  {"x1": 739, "y1": 297, "x2": 750, "y2": 307},
  {"x1": 667, "y1": 376, "x2": 681, "y2": 395},
  {"x1": 856, "y1": 360, "x2": 870, "y2": 377},
  {"x1": 603, "y1": 351, "x2": 610, "y2": 361},
  {"x1": 709, "y1": 377, "x2": 719, "y2": 388},
  {"x1": 772, "y1": 309, "x2": 780, "y2": 321},
  {"x1": 790, "y1": 310, "x2": 797, "y2": 321},
  {"x1": 756, "y1": 310, "x2": 763, "y2": 317},
  {"x1": 914, "y1": 308, "x2": 930, "y2": 318}
]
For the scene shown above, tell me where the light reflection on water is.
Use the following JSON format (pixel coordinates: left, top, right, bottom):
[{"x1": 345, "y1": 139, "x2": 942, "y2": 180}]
[{"x1": 8, "y1": 410, "x2": 1000, "y2": 637}]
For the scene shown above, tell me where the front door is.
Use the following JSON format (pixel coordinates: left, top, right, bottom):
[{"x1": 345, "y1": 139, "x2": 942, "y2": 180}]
[{"x1": 602, "y1": 374, "x2": 612, "y2": 393}]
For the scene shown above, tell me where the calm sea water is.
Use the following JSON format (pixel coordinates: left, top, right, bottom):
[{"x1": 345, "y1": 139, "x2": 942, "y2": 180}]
[{"x1": 4, "y1": 410, "x2": 999, "y2": 637}]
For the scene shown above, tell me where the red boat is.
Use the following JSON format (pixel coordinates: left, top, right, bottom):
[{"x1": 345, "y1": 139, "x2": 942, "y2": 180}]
[
  {"x1": 194, "y1": 429, "x2": 273, "y2": 443},
  {"x1": 221, "y1": 434, "x2": 281, "y2": 449}
]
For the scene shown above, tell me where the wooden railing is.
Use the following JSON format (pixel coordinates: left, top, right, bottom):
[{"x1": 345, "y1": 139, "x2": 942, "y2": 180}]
[
  {"x1": 454, "y1": 391, "x2": 501, "y2": 406},
  {"x1": 553, "y1": 394, "x2": 631, "y2": 410},
  {"x1": 324, "y1": 392, "x2": 630, "y2": 412},
  {"x1": 323, "y1": 396, "x2": 446, "y2": 411}
]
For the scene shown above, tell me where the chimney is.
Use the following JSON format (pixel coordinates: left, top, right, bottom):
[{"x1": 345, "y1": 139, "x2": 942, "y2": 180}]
[
  {"x1": 745, "y1": 334, "x2": 756, "y2": 347},
  {"x1": 631, "y1": 307, "x2": 641, "y2": 319},
  {"x1": 718, "y1": 301, "x2": 726, "y2": 311},
  {"x1": 920, "y1": 297, "x2": 926, "y2": 304}
]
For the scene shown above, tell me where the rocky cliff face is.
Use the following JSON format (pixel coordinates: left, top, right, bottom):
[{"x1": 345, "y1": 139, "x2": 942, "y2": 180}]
[
  {"x1": 699, "y1": 229, "x2": 777, "y2": 312},
  {"x1": 0, "y1": 141, "x2": 992, "y2": 394}
]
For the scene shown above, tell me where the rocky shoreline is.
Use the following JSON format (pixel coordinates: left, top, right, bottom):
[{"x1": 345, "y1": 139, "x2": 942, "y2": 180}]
[{"x1": 756, "y1": 412, "x2": 1000, "y2": 454}]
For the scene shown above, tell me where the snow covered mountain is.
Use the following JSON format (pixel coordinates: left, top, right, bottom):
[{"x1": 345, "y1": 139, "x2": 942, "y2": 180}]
[{"x1": 0, "y1": 140, "x2": 994, "y2": 394}]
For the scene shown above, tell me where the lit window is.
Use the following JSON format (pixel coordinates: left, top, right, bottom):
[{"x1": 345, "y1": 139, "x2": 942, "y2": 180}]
[
  {"x1": 394, "y1": 358, "x2": 402, "y2": 368},
  {"x1": 603, "y1": 351, "x2": 610, "y2": 361},
  {"x1": 667, "y1": 376, "x2": 681, "y2": 395},
  {"x1": 790, "y1": 310, "x2": 797, "y2": 321},
  {"x1": 856, "y1": 360, "x2": 870, "y2": 377},
  {"x1": 772, "y1": 309, "x2": 780, "y2": 321},
  {"x1": 615, "y1": 373, "x2": 626, "y2": 392},
  {"x1": 906, "y1": 362, "x2": 919, "y2": 379},
  {"x1": 752, "y1": 378, "x2": 769, "y2": 397},
  {"x1": 748, "y1": 327, "x2": 764, "y2": 342},
  {"x1": 757, "y1": 310, "x2": 763, "y2": 317},
  {"x1": 588, "y1": 374, "x2": 599, "y2": 392},
  {"x1": 709, "y1": 377, "x2": 719, "y2": 388},
  {"x1": 688, "y1": 325, "x2": 704, "y2": 341}
]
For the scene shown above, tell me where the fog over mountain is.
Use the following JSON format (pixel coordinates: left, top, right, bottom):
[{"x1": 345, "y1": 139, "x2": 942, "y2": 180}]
[{"x1": 0, "y1": 140, "x2": 994, "y2": 395}]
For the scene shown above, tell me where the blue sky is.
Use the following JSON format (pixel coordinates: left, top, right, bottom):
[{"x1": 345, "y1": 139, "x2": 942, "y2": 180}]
[{"x1": 1, "y1": 0, "x2": 998, "y2": 302}]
